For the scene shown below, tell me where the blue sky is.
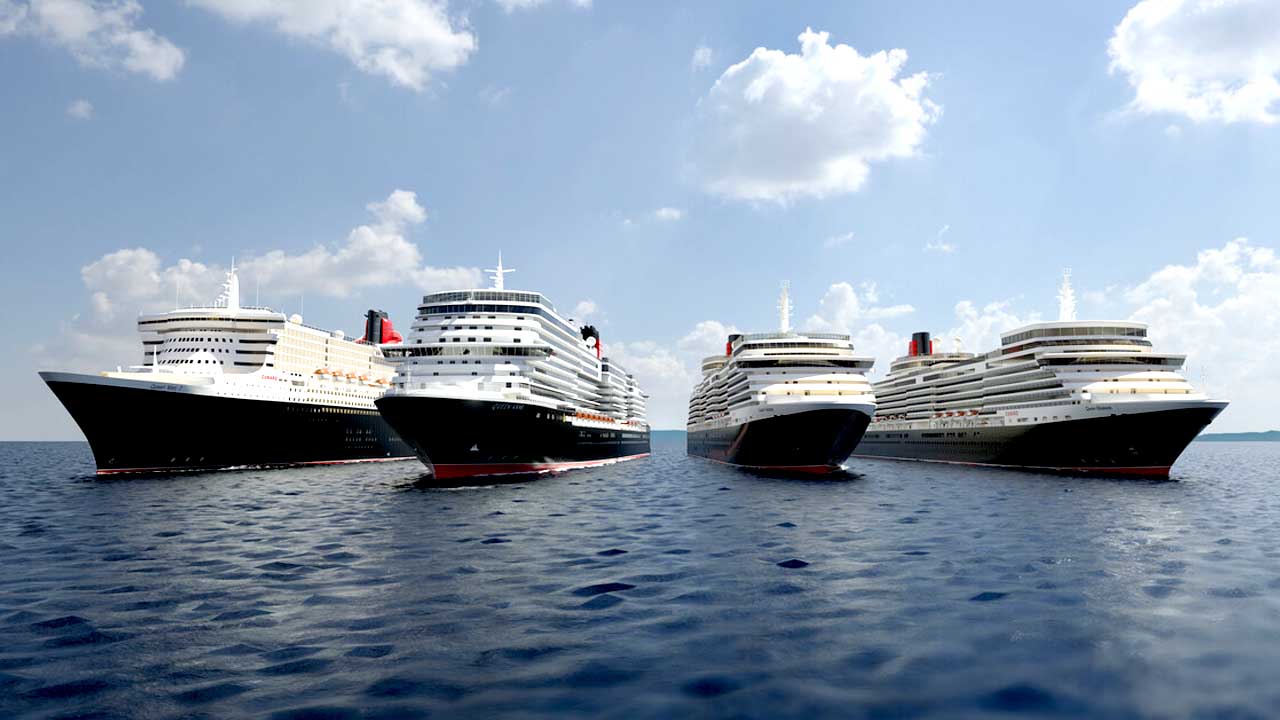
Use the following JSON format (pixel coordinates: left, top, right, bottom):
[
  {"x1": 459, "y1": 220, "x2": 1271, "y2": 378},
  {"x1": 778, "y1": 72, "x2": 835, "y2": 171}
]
[{"x1": 4, "y1": 0, "x2": 1280, "y2": 435}]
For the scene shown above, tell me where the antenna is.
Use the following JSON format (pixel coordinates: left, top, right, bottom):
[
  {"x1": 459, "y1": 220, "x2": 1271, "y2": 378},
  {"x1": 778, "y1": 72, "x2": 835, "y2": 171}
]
[
  {"x1": 778, "y1": 281, "x2": 792, "y2": 333},
  {"x1": 486, "y1": 251, "x2": 515, "y2": 290},
  {"x1": 1057, "y1": 269, "x2": 1077, "y2": 322}
]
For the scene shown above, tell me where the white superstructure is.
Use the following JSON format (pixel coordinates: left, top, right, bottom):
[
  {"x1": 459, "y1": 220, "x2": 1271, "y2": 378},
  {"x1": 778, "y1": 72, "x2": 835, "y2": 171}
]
[
  {"x1": 687, "y1": 285, "x2": 877, "y2": 432},
  {"x1": 872, "y1": 321, "x2": 1218, "y2": 431},
  {"x1": 89, "y1": 266, "x2": 399, "y2": 408},
  {"x1": 382, "y1": 257, "x2": 648, "y2": 430}
]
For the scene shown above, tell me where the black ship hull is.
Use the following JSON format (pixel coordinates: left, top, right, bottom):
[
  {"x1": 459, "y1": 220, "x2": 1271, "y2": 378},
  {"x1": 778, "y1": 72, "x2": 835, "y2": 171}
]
[
  {"x1": 687, "y1": 408, "x2": 873, "y2": 474},
  {"x1": 41, "y1": 372, "x2": 414, "y2": 475},
  {"x1": 853, "y1": 405, "x2": 1226, "y2": 478},
  {"x1": 375, "y1": 395, "x2": 651, "y2": 479}
]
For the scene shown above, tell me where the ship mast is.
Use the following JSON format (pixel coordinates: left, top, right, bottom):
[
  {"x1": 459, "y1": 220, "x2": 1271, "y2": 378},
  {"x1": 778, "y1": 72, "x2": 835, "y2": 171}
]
[
  {"x1": 216, "y1": 258, "x2": 241, "y2": 312},
  {"x1": 486, "y1": 252, "x2": 515, "y2": 290},
  {"x1": 1057, "y1": 269, "x2": 1076, "y2": 322},
  {"x1": 778, "y1": 281, "x2": 792, "y2": 334}
]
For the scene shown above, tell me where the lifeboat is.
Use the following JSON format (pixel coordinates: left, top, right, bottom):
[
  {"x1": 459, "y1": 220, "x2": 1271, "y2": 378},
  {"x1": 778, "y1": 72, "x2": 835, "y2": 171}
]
[
  {"x1": 345, "y1": 372, "x2": 357, "y2": 379},
  {"x1": 315, "y1": 368, "x2": 328, "y2": 375}
]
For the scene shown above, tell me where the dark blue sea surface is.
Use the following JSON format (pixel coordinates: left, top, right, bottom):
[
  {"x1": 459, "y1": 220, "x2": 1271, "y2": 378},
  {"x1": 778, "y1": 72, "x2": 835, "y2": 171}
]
[{"x1": 2, "y1": 434, "x2": 1279, "y2": 719}]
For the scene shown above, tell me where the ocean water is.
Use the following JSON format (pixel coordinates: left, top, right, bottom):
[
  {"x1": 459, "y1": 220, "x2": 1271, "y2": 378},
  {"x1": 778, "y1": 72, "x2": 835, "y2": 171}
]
[{"x1": 1, "y1": 434, "x2": 1279, "y2": 719}]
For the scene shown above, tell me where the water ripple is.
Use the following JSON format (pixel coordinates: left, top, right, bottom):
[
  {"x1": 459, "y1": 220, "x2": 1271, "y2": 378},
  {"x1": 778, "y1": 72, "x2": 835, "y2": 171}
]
[{"x1": 0, "y1": 437, "x2": 1276, "y2": 717}]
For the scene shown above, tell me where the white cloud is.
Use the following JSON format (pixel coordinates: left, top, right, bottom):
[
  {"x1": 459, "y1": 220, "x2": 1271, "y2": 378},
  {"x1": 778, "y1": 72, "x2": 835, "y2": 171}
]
[
  {"x1": 81, "y1": 249, "x2": 220, "y2": 322},
  {"x1": 188, "y1": 0, "x2": 476, "y2": 91},
  {"x1": 652, "y1": 207, "x2": 684, "y2": 222},
  {"x1": 803, "y1": 281, "x2": 916, "y2": 377},
  {"x1": 239, "y1": 189, "x2": 479, "y2": 297},
  {"x1": 0, "y1": 1, "x2": 26, "y2": 34},
  {"x1": 805, "y1": 281, "x2": 914, "y2": 331},
  {"x1": 1121, "y1": 238, "x2": 1279, "y2": 430},
  {"x1": 695, "y1": 27, "x2": 940, "y2": 203},
  {"x1": 823, "y1": 231, "x2": 855, "y2": 249},
  {"x1": 1109, "y1": 0, "x2": 1280, "y2": 124},
  {"x1": 571, "y1": 299, "x2": 598, "y2": 322},
  {"x1": 605, "y1": 319, "x2": 739, "y2": 428},
  {"x1": 691, "y1": 43, "x2": 712, "y2": 71},
  {"x1": 61, "y1": 190, "x2": 480, "y2": 369},
  {"x1": 943, "y1": 299, "x2": 1039, "y2": 356},
  {"x1": 66, "y1": 97, "x2": 93, "y2": 119},
  {"x1": 613, "y1": 240, "x2": 1280, "y2": 432},
  {"x1": 924, "y1": 223, "x2": 954, "y2": 253},
  {"x1": 677, "y1": 319, "x2": 737, "y2": 359},
  {"x1": 495, "y1": 0, "x2": 591, "y2": 12},
  {"x1": 2, "y1": 0, "x2": 184, "y2": 80},
  {"x1": 605, "y1": 339, "x2": 694, "y2": 429}
]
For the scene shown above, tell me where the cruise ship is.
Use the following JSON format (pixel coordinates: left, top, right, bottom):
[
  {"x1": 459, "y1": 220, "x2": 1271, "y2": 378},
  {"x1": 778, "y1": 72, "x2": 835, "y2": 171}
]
[
  {"x1": 374, "y1": 256, "x2": 650, "y2": 479},
  {"x1": 40, "y1": 265, "x2": 413, "y2": 474},
  {"x1": 854, "y1": 274, "x2": 1227, "y2": 477},
  {"x1": 686, "y1": 284, "x2": 877, "y2": 474}
]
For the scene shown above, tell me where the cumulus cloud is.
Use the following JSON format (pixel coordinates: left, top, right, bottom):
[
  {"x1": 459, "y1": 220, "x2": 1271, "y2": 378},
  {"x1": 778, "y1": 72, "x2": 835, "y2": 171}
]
[
  {"x1": 1, "y1": 0, "x2": 184, "y2": 80},
  {"x1": 691, "y1": 43, "x2": 712, "y2": 71},
  {"x1": 1108, "y1": 0, "x2": 1280, "y2": 124},
  {"x1": 1122, "y1": 238, "x2": 1279, "y2": 430},
  {"x1": 66, "y1": 97, "x2": 93, "y2": 119},
  {"x1": 61, "y1": 190, "x2": 480, "y2": 369},
  {"x1": 495, "y1": 0, "x2": 591, "y2": 12},
  {"x1": 238, "y1": 189, "x2": 479, "y2": 297},
  {"x1": 571, "y1": 299, "x2": 598, "y2": 322},
  {"x1": 605, "y1": 320, "x2": 739, "y2": 428},
  {"x1": 805, "y1": 281, "x2": 914, "y2": 331},
  {"x1": 188, "y1": 0, "x2": 476, "y2": 90},
  {"x1": 81, "y1": 250, "x2": 220, "y2": 323},
  {"x1": 616, "y1": 239, "x2": 1280, "y2": 432},
  {"x1": 652, "y1": 207, "x2": 684, "y2": 222},
  {"x1": 803, "y1": 281, "x2": 917, "y2": 377},
  {"x1": 604, "y1": 339, "x2": 692, "y2": 429},
  {"x1": 695, "y1": 27, "x2": 939, "y2": 203},
  {"x1": 943, "y1": 299, "x2": 1039, "y2": 355}
]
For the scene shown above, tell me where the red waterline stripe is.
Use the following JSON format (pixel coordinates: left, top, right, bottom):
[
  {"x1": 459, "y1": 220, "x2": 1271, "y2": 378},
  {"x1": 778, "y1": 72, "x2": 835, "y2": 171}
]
[
  {"x1": 848, "y1": 454, "x2": 1171, "y2": 478},
  {"x1": 430, "y1": 453, "x2": 651, "y2": 479},
  {"x1": 96, "y1": 455, "x2": 418, "y2": 476}
]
